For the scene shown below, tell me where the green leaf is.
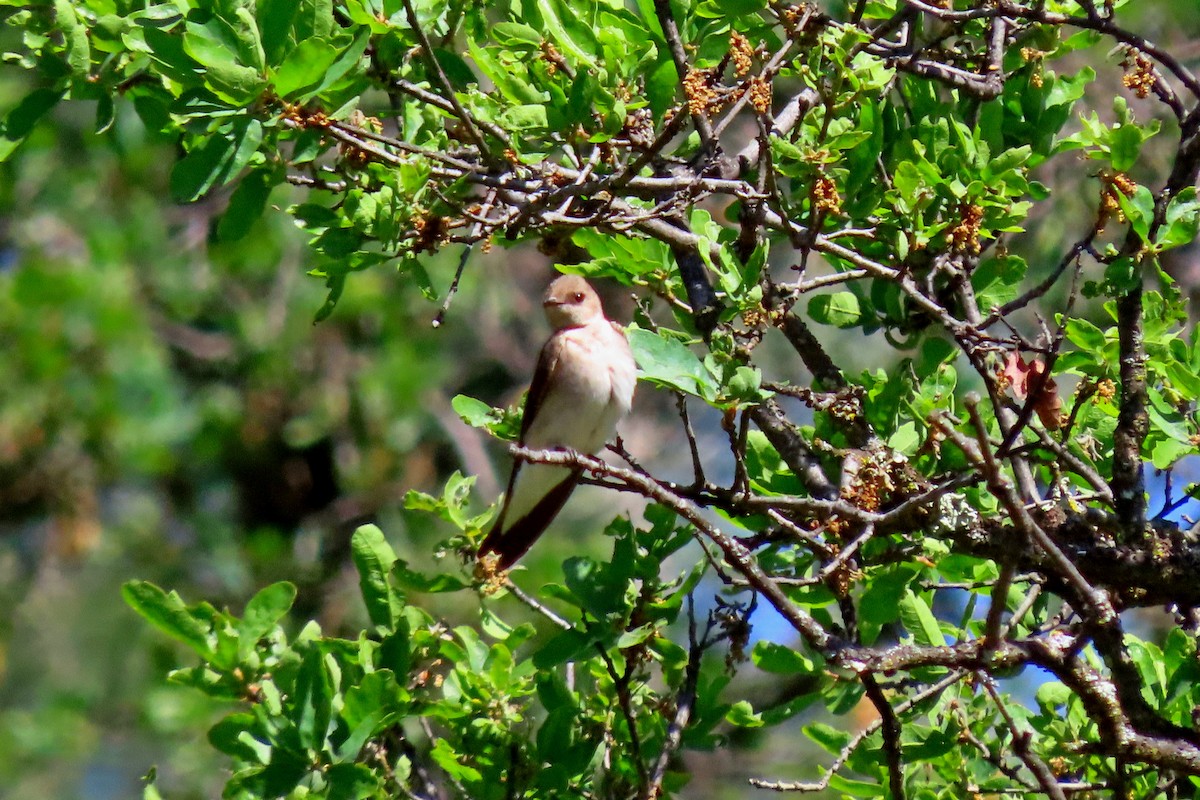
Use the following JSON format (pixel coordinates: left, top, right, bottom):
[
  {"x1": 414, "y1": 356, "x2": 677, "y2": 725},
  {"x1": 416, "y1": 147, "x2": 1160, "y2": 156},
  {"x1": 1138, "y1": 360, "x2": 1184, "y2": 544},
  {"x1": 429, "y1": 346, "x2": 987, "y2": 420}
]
[
  {"x1": 343, "y1": 676, "x2": 398, "y2": 743},
  {"x1": 391, "y1": 561, "x2": 468, "y2": 594},
  {"x1": 429, "y1": 738, "x2": 483, "y2": 782},
  {"x1": 218, "y1": 168, "x2": 276, "y2": 241},
  {"x1": 1126, "y1": 637, "x2": 1167, "y2": 697},
  {"x1": 1147, "y1": 386, "x2": 1191, "y2": 443},
  {"x1": 536, "y1": 0, "x2": 598, "y2": 69},
  {"x1": 351, "y1": 524, "x2": 402, "y2": 630},
  {"x1": 183, "y1": 18, "x2": 267, "y2": 103},
  {"x1": 725, "y1": 699, "x2": 764, "y2": 727},
  {"x1": 452, "y1": 395, "x2": 496, "y2": 427},
  {"x1": 499, "y1": 104, "x2": 549, "y2": 131},
  {"x1": 296, "y1": 0, "x2": 335, "y2": 41},
  {"x1": 972, "y1": 255, "x2": 1026, "y2": 309},
  {"x1": 307, "y1": 29, "x2": 371, "y2": 98},
  {"x1": 533, "y1": 628, "x2": 595, "y2": 668},
  {"x1": 258, "y1": 0, "x2": 300, "y2": 65},
  {"x1": 536, "y1": 671, "x2": 577, "y2": 711},
  {"x1": 122, "y1": 581, "x2": 215, "y2": 659},
  {"x1": 899, "y1": 589, "x2": 944, "y2": 646},
  {"x1": 628, "y1": 327, "x2": 717, "y2": 401},
  {"x1": 828, "y1": 774, "x2": 885, "y2": 797},
  {"x1": 432, "y1": 48, "x2": 477, "y2": 91},
  {"x1": 645, "y1": 57, "x2": 677, "y2": 118},
  {"x1": 859, "y1": 566, "x2": 918, "y2": 626},
  {"x1": 170, "y1": 118, "x2": 263, "y2": 202},
  {"x1": 616, "y1": 624, "x2": 656, "y2": 649},
  {"x1": 562, "y1": 556, "x2": 625, "y2": 618},
  {"x1": 492, "y1": 22, "x2": 543, "y2": 47},
  {"x1": 237, "y1": 581, "x2": 296, "y2": 657},
  {"x1": 293, "y1": 648, "x2": 333, "y2": 750},
  {"x1": 984, "y1": 145, "x2": 1031, "y2": 179},
  {"x1": 725, "y1": 365, "x2": 770, "y2": 404},
  {"x1": 1103, "y1": 256, "x2": 1140, "y2": 293},
  {"x1": 809, "y1": 292, "x2": 864, "y2": 328},
  {"x1": 259, "y1": 745, "x2": 311, "y2": 796},
  {"x1": 272, "y1": 37, "x2": 341, "y2": 97},
  {"x1": 3, "y1": 87, "x2": 64, "y2": 143},
  {"x1": 714, "y1": 0, "x2": 768, "y2": 15},
  {"x1": 804, "y1": 721, "x2": 853, "y2": 756},
  {"x1": 1109, "y1": 124, "x2": 1144, "y2": 172},
  {"x1": 752, "y1": 640, "x2": 821, "y2": 674},
  {"x1": 1151, "y1": 436, "x2": 1193, "y2": 470},
  {"x1": 1115, "y1": 184, "x2": 1155, "y2": 242},
  {"x1": 915, "y1": 337, "x2": 956, "y2": 380},
  {"x1": 208, "y1": 713, "x2": 270, "y2": 763},
  {"x1": 1157, "y1": 188, "x2": 1200, "y2": 251},
  {"x1": 326, "y1": 764, "x2": 381, "y2": 800},
  {"x1": 56, "y1": 0, "x2": 91, "y2": 79},
  {"x1": 1064, "y1": 318, "x2": 1108, "y2": 353}
]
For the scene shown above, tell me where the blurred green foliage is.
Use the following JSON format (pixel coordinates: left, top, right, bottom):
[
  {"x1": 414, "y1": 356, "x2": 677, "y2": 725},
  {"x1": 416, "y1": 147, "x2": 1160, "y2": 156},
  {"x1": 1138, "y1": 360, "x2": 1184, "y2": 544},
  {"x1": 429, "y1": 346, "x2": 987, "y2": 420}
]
[{"x1": 0, "y1": 40, "x2": 525, "y2": 798}]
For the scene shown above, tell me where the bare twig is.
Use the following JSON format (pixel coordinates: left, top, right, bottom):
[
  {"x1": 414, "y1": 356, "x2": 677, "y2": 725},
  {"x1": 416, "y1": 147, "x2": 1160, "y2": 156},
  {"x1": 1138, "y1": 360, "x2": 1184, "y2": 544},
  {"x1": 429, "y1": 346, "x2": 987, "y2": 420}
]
[{"x1": 399, "y1": 0, "x2": 491, "y2": 159}]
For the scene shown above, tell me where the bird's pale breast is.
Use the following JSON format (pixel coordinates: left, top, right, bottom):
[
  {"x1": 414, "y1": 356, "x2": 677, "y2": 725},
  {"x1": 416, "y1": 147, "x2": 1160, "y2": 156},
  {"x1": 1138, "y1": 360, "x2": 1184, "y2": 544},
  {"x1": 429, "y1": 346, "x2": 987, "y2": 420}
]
[{"x1": 524, "y1": 320, "x2": 634, "y2": 455}]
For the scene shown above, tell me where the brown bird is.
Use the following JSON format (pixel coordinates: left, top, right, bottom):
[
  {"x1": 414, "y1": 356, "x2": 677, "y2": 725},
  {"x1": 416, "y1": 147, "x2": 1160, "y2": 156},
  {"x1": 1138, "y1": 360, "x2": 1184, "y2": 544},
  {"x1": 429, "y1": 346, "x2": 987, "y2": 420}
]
[{"x1": 478, "y1": 275, "x2": 637, "y2": 569}]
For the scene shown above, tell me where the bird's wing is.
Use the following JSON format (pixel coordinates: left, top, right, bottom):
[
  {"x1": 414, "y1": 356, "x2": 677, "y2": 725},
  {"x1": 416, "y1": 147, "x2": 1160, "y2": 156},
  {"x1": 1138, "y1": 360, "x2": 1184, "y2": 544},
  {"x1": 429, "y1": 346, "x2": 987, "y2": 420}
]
[
  {"x1": 480, "y1": 335, "x2": 573, "y2": 567},
  {"x1": 519, "y1": 332, "x2": 562, "y2": 441}
]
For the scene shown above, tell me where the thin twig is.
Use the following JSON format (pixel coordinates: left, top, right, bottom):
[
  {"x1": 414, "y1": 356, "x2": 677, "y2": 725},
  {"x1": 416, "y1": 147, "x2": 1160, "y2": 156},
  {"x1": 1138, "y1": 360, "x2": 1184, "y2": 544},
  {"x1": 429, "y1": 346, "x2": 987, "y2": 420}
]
[{"x1": 399, "y1": 0, "x2": 491, "y2": 160}]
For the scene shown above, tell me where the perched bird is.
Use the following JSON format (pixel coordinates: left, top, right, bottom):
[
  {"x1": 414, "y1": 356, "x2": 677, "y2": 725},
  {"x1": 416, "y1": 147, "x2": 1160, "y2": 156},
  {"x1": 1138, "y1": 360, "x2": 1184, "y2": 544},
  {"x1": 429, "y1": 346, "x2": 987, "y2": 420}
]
[{"x1": 478, "y1": 274, "x2": 636, "y2": 569}]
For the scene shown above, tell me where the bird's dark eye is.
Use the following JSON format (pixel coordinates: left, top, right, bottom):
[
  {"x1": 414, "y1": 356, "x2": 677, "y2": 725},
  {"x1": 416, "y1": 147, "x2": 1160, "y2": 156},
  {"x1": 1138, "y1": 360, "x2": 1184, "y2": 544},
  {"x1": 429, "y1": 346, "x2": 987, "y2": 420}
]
[{"x1": 572, "y1": 291, "x2": 585, "y2": 302}]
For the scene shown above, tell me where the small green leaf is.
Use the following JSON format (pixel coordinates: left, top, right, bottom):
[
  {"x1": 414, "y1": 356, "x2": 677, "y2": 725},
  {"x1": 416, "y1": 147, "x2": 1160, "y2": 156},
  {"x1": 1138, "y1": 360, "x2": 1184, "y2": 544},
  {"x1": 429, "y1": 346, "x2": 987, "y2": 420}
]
[
  {"x1": 391, "y1": 561, "x2": 468, "y2": 594},
  {"x1": 429, "y1": 738, "x2": 483, "y2": 782},
  {"x1": 492, "y1": 22, "x2": 543, "y2": 46},
  {"x1": 122, "y1": 581, "x2": 215, "y2": 659},
  {"x1": 1109, "y1": 124, "x2": 1144, "y2": 173},
  {"x1": 1103, "y1": 256, "x2": 1140, "y2": 293},
  {"x1": 1064, "y1": 318, "x2": 1108, "y2": 353},
  {"x1": 327, "y1": 764, "x2": 380, "y2": 800},
  {"x1": 293, "y1": 648, "x2": 333, "y2": 750},
  {"x1": 859, "y1": 566, "x2": 918, "y2": 625},
  {"x1": 500, "y1": 104, "x2": 549, "y2": 131},
  {"x1": 1152, "y1": 434, "x2": 1190, "y2": 472},
  {"x1": 725, "y1": 700, "x2": 764, "y2": 727},
  {"x1": 804, "y1": 721, "x2": 853, "y2": 756},
  {"x1": 56, "y1": 0, "x2": 91, "y2": 78},
  {"x1": 452, "y1": 395, "x2": 496, "y2": 427},
  {"x1": 183, "y1": 18, "x2": 267, "y2": 103},
  {"x1": 208, "y1": 713, "x2": 270, "y2": 763},
  {"x1": 1157, "y1": 188, "x2": 1200, "y2": 251},
  {"x1": 218, "y1": 168, "x2": 276, "y2": 241},
  {"x1": 628, "y1": 327, "x2": 718, "y2": 401},
  {"x1": 272, "y1": 37, "x2": 340, "y2": 97},
  {"x1": 533, "y1": 628, "x2": 594, "y2": 668},
  {"x1": 752, "y1": 640, "x2": 821, "y2": 675},
  {"x1": 4, "y1": 87, "x2": 64, "y2": 143},
  {"x1": 170, "y1": 118, "x2": 263, "y2": 202},
  {"x1": 616, "y1": 624, "x2": 656, "y2": 649},
  {"x1": 808, "y1": 292, "x2": 864, "y2": 328},
  {"x1": 237, "y1": 581, "x2": 296, "y2": 657},
  {"x1": 258, "y1": 0, "x2": 300, "y2": 65},
  {"x1": 351, "y1": 524, "x2": 401, "y2": 630},
  {"x1": 899, "y1": 589, "x2": 944, "y2": 646},
  {"x1": 725, "y1": 365, "x2": 769, "y2": 404},
  {"x1": 562, "y1": 556, "x2": 625, "y2": 618},
  {"x1": 1114, "y1": 184, "x2": 1155, "y2": 242},
  {"x1": 536, "y1": 0, "x2": 598, "y2": 69}
]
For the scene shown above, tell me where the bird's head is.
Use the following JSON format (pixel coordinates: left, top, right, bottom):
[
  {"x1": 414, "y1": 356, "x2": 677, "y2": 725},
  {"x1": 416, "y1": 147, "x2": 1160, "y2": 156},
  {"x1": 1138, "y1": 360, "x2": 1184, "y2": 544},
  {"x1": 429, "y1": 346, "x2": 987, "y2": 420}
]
[{"x1": 542, "y1": 274, "x2": 603, "y2": 329}]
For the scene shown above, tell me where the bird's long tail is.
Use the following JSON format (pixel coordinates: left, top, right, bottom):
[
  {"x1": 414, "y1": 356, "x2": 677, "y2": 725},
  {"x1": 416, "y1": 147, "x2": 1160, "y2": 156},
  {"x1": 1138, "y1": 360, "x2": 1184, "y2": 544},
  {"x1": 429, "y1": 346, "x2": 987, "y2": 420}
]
[{"x1": 479, "y1": 464, "x2": 582, "y2": 569}]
